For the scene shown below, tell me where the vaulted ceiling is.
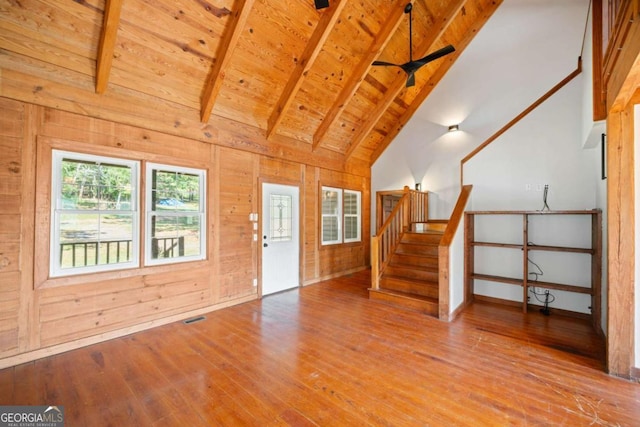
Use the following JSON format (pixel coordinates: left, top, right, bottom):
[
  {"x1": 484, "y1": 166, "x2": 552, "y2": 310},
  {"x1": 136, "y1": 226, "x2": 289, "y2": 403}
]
[{"x1": 0, "y1": 0, "x2": 501, "y2": 170}]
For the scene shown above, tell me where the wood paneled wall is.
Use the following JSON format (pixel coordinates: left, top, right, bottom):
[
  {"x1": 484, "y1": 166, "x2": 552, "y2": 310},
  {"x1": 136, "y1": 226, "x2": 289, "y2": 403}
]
[
  {"x1": 0, "y1": 98, "x2": 24, "y2": 359},
  {"x1": 0, "y1": 97, "x2": 370, "y2": 367}
]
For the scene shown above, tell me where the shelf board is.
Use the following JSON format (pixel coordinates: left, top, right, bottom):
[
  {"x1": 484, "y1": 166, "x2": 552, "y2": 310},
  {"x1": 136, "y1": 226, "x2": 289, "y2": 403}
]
[
  {"x1": 471, "y1": 274, "x2": 593, "y2": 295},
  {"x1": 527, "y1": 244, "x2": 593, "y2": 254},
  {"x1": 471, "y1": 242, "x2": 522, "y2": 249},
  {"x1": 466, "y1": 210, "x2": 600, "y2": 215},
  {"x1": 527, "y1": 280, "x2": 593, "y2": 295},
  {"x1": 471, "y1": 274, "x2": 522, "y2": 286}
]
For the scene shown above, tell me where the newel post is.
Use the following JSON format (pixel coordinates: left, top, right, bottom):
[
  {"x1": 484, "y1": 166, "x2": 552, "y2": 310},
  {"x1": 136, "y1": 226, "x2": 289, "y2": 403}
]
[
  {"x1": 402, "y1": 185, "x2": 411, "y2": 232},
  {"x1": 371, "y1": 236, "x2": 379, "y2": 290}
]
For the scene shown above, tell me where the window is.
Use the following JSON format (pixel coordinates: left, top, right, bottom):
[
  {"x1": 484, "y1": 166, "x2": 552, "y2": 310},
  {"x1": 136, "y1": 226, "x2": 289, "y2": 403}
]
[
  {"x1": 321, "y1": 187, "x2": 341, "y2": 244},
  {"x1": 50, "y1": 151, "x2": 207, "y2": 278},
  {"x1": 50, "y1": 150, "x2": 140, "y2": 277},
  {"x1": 343, "y1": 190, "x2": 361, "y2": 243},
  {"x1": 269, "y1": 193, "x2": 293, "y2": 242},
  {"x1": 146, "y1": 163, "x2": 206, "y2": 265},
  {"x1": 321, "y1": 186, "x2": 362, "y2": 245}
]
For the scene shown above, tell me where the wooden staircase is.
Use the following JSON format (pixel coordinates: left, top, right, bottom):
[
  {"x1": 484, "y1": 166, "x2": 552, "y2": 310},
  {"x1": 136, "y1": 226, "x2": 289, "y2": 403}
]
[
  {"x1": 369, "y1": 225, "x2": 444, "y2": 316},
  {"x1": 370, "y1": 185, "x2": 472, "y2": 320}
]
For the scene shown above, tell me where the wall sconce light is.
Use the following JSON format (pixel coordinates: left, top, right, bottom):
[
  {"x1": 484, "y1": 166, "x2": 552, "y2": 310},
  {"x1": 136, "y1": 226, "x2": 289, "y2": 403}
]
[
  {"x1": 448, "y1": 124, "x2": 460, "y2": 132},
  {"x1": 415, "y1": 183, "x2": 421, "y2": 191}
]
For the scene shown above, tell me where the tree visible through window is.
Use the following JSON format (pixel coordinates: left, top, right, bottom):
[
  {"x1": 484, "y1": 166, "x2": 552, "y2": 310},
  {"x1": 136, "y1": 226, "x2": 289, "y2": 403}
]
[
  {"x1": 51, "y1": 151, "x2": 139, "y2": 277},
  {"x1": 50, "y1": 151, "x2": 208, "y2": 278}
]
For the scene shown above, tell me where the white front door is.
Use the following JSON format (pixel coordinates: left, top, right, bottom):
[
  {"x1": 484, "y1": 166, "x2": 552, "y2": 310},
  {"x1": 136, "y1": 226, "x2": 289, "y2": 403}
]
[{"x1": 261, "y1": 183, "x2": 300, "y2": 295}]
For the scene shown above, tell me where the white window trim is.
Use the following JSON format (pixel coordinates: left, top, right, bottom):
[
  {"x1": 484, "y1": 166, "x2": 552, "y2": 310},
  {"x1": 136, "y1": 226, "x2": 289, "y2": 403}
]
[
  {"x1": 343, "y1": 189, "x2": 362, "y2": 243},
  {"x1": 144, "y1": 162, "x2": 207, "y2": 266},
  {"x1": 50, "y1": 150, "x2": 140, "y2": 277},
  {"x1": 321, "y1": 186, "x2": 342, "y2": 245},
  {"x1": 321, "y1": 186, "x2": 362, "y2": 246}
]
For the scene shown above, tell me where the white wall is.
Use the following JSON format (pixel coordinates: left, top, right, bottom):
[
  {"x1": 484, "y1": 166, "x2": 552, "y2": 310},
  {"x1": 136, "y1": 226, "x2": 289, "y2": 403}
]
[
  {"x1": 449, "y1": 195, "x2": 471, "y2": 314},
  {"x1": 465, "y1": 77, "x2": 598, "y2": 313},
  {"x1": 580, "y1": 3, "x2": 608, "y2": 334},
  {"x1": 595, "y1": 133, "x2": 608, "y2": 333}
]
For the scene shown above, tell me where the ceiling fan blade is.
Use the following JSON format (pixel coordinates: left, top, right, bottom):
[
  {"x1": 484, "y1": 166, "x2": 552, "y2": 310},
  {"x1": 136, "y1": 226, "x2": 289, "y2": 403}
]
[
  {"x1": 405, "y1": 72, "x2": 415, "y2": 87},
  {"x1": 414, "y1": 45, "x2": 455, "y2": 67},
  {"x1": 372, "y1": 60, "x2": 400, "y2": 67}
]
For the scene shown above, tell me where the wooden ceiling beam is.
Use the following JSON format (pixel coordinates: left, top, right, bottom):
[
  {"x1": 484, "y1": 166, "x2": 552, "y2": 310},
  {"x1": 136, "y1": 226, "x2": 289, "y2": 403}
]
[
  {"x1": 312, "y1": 0, "x2": 409, "y2": 151},
  {"x1": 95, "y1": 0, "x2": 124, "y2": 94},
  {"x1": 369, "y1": 0, "x2": 503, "y2": 164},
  {"x1": 200, "y1": 0, "x2": 255, "y2": 123},
  {"x1": 344, "y1": 0, "x2": 467, "y2": 160},
  {"x1": 266, "y1": 0, "x2": 347, "y2": 140}
]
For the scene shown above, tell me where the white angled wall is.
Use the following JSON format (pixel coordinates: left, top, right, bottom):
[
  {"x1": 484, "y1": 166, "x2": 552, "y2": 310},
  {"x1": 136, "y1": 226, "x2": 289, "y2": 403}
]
[{"x1": 464, "y1": 77, "x2": 598, "y2": 314}]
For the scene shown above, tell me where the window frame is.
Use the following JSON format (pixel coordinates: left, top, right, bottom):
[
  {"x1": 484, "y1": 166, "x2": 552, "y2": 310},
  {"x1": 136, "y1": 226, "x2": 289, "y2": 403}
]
[
  {"x1": 321, "y1": 186, "x2": 342, "y2": 245},
  {"x1": 320, "y1": 186, "x2": 362, "y2": 246},
  {"x1": 343, "y1": 189, "x2": 362, "y2": 243},
  {"x1": 49, "y1": 150, "x2": 140, "y2": 278},
  {"x1": 144, "y1": 162, "x2": 207, "y2": 266}
]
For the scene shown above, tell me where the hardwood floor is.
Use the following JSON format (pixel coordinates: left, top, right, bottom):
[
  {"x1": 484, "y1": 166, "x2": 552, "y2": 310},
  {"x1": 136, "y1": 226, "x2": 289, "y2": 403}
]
[{"x1": 1, "y1": 270, "x2": 638, "y2": 426}]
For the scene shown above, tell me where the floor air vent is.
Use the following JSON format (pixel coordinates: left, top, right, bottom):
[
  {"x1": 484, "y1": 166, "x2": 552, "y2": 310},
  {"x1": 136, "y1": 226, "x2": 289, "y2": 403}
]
[{"x1": 183, "y1": 316, "x2": 206, "y2": 325}]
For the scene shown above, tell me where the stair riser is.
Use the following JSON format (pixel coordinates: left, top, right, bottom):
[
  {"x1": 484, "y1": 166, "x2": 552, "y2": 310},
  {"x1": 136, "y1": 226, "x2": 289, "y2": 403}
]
[
  {"x1": 396, "y1": 243, "x2": 439, "y2": 256},
  {"x1": 385, "y1": 266, "x2": 438, "y2": 282},
  {"x1": 425, "y1": 223, "x2": 447, "y2": 232},
  {"x1": 391, "y1": 254, "x2": 438, "y2": 267},
  {"x1": 380, "y1": 278, "x2": 439, "y2": 298},
  {"x1": 402, "y1": 233, "x2": 442, "y2": 244}
]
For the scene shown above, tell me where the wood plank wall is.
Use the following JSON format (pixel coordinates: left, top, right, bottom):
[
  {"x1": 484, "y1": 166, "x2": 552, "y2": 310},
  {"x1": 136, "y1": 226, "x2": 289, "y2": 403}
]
[
  {"x1": 0, "y1": 98, "x2": 23, "y2": 358},
  {"x1": 0, "y1": 97, "x2": 370, "y2": 367}
]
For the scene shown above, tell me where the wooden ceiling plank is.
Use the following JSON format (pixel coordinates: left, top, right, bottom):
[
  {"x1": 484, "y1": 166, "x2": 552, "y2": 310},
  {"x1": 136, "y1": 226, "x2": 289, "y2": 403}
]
[
  {"x1": 369, "y1": 0, "x2": 503, "y2": 164},
  {"x1": 312, "y1": 0, "x2": 409, "y2": 151},
  {"x1": 344, "y1": 0, "x2": 467, "y2": 160},
  {"x1": 265, "y1": 0, "x2": 347, "y2": 140},
  {"x1": 200, "y1": 0, "x2": 256, "y2": 123},
  {"x1": 95, "y1": 0, "x2": 124, "y2": 94}
]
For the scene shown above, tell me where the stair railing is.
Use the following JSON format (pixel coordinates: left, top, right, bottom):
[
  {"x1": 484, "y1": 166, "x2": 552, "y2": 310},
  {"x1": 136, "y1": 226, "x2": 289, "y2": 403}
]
[
  {"x1": 409, "y1": 188, "x2": 429, "y2": 229},
  {"x1": 371, "y1": 186, "x2": 429, "y2": 289}
]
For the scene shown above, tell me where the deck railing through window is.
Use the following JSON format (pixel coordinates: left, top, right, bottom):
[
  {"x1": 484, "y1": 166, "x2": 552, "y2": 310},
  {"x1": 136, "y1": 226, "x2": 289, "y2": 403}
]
[
  {"x1": 60, "y1": 239, "x2": 133, "y2": 267},
  {"x1": 60, "y1": 236, "x2": 186, "y2": 267},
  {"x1": 151, "y1": 236, "x2": 185, "y2": 259}
]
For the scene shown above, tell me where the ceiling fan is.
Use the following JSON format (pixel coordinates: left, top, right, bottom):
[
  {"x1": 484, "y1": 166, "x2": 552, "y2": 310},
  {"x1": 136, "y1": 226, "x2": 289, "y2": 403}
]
[{"x1": 372, "y1": 3, "x2": 455, "y2": 87}]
